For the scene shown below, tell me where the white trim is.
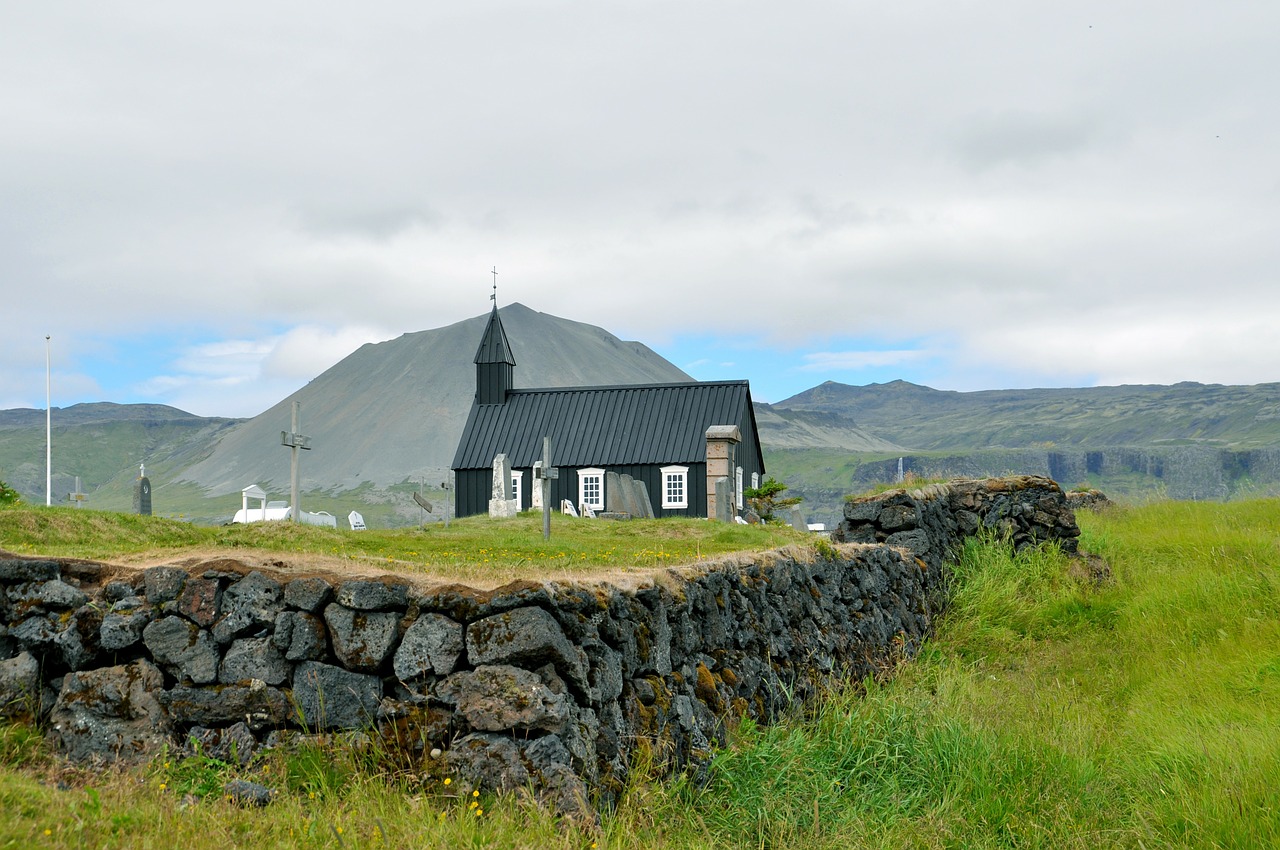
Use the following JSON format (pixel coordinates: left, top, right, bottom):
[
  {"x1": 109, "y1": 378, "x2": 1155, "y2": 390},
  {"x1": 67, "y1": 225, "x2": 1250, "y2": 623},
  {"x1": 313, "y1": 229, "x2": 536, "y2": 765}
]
[
  {"x1": 751, "y1": 472, "x2": 759, "y2": 490},
  {"x1": 578, "y1": 467, "x2": 604, "y2": 511},
  {"x1": 736, "y1": 466, "x2": 744, "y2": 510},
  {"x1": 660, "y1": 465, "x2": 689, "y2": 509},
  {"x1": 511, "y1": 470, "x2": 523, "y2": 508}
]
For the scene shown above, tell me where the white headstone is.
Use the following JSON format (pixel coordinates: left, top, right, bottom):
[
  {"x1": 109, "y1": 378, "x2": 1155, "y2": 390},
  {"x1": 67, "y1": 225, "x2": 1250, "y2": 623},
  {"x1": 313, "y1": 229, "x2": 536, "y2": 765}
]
[
  {"x1": 348, "y1": 511, "x2": 366, "y2": 531},
  {"x1": 488, "y1": 453, "x2": 519, "y2": 518},
  {"x1": 561, "y1": 499, "x2": 579, "y2": 517}
]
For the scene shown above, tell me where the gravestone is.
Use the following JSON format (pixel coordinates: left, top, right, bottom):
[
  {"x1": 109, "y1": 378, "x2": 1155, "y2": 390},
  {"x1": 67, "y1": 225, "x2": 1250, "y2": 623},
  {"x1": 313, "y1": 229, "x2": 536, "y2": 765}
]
[
  {"x1": 348, "y1": 511, "x2": 366, "y2": 531},
  {"x1": 714, "y1": 477, "x2": 734, "y2": 523},
  {"x1": 604, "y1": 472, "x2": 627, "y2": 515},
  {"x1": 133, "y1": 463, "x2": 152, "y2": 516},
  {"x1": 617, "y1": 474, "x2": 643, "y2": 517},
  {"x1": 488, "y1": 454, "x2": 518, "y2": 518},
  {"x1": 631, "y1": 479, "x2": 655, "y2": 519},
  {"x1": 560, "y1": 500, "x2": 579, "y2": 517},
  {"x1": 786, "y1": 506, "x2": 808, "y2": 532},
  {"x1": 68, "y1": 476, "x2": 87, "y2": 509}
]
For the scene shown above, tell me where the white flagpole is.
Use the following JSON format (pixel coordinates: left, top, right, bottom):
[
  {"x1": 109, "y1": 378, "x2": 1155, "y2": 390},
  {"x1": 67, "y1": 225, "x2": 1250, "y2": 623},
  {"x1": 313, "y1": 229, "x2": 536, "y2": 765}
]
[{"x1": 45, "y1": 335, "x2": 52, "y2": 506}]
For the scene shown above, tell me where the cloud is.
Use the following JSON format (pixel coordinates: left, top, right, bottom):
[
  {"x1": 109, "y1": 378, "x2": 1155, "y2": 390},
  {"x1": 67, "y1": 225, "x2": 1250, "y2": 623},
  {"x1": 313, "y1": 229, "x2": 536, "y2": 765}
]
[
  {"x1": 2, "y1": 1, "x2": 1280, "y2": 414},
  {"x1": 953, "y1": 110, "x2": 1101, "y2": 172},
  {"x1": 799, "y1": 350, "x2": 930, "y2": 372}
]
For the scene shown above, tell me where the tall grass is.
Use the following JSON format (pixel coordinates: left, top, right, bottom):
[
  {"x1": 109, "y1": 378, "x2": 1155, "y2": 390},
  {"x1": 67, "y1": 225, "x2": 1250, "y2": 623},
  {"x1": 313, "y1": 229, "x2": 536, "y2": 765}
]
[{"x1": 2, "y1": 500, "x2": 1278, "y2": 847}]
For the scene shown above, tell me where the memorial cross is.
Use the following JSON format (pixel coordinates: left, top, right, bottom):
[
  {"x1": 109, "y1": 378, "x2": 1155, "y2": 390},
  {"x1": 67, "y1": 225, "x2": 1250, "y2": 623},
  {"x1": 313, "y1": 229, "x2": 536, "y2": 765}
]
[
  {"x1": 533, "y1": 436, "x2": 558, "y2": 540},
  {"x1": 280, "y1": 401, "x2": 311, "y2": 523}
]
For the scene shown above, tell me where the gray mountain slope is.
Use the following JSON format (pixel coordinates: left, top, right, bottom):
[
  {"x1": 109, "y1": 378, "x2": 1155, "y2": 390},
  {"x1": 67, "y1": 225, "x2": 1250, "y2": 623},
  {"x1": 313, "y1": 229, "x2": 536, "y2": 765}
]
[
  {"x1": 176, "y1": 303, "x2": 693, "y2": 495},
  {"x1": 752, "y1": 404, "x2": 904, "y2": 452}
]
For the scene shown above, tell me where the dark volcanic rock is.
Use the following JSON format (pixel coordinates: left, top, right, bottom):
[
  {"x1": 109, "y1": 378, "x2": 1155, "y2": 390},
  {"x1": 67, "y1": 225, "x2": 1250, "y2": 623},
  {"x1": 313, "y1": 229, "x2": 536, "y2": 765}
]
[
  {"x1": 393, "y1": 613, "x2": 463, "y2": 682},
  {"x1": 466, "y1": 606, "x2": 588, "y2": 695},
  {"x1": 323, "y1": 604, "x2": 399, "y2": 672},
  {"x1": 48, "y1": 660, "x2": 171, "y2": 762},
  {"x1": 143, "y1": 616, "x2": 220, "y2": 684},
  {"x1": 292, "y1": 661, "x2": 381, "y2": 730},
  {"x1": 438, "y1": 664, "x2": 568, "y2": 734}
]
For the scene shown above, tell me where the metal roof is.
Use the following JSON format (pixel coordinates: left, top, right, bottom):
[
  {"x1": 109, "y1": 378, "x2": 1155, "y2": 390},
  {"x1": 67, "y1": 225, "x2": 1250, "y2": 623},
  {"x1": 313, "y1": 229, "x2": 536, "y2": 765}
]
[
  {"x1": 472, "y1": 305, "x2": 516, "y2": 366},
  {"x1": 451, "y1": 380, "x2": 763, "y2": 470}
]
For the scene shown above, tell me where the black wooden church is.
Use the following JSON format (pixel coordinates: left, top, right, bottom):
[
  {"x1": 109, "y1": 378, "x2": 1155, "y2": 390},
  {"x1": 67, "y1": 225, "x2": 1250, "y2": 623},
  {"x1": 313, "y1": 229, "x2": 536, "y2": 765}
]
[{"x1": 451, "y1": 305, "x2": 765, "y2": 519}]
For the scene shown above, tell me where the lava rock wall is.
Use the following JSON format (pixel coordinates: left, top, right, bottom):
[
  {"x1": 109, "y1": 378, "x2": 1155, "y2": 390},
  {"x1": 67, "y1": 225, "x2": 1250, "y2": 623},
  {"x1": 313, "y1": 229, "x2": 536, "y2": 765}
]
[{"x1": 0, "y1": 475, "x2": 1079, "y2": 815}]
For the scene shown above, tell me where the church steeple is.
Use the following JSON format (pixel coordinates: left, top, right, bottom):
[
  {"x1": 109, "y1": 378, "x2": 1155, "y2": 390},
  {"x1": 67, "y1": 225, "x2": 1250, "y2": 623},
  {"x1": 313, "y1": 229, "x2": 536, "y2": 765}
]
[{"x1": 474, "y1": 303, "x2": 515, "y2": 405}]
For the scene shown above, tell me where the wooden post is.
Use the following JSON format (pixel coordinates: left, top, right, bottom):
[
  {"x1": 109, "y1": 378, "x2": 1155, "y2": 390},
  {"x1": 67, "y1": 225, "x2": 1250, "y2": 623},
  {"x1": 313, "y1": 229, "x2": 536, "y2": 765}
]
[{"x1": 280, "y1": 401, "x2": 312, "y2": 523}]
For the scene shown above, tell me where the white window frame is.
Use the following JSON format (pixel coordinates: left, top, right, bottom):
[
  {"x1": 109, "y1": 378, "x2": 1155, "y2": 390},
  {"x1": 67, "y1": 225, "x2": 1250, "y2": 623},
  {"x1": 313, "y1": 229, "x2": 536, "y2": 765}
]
[
  {"x1": 736, "y1": 466, "x2": 744, "y2": 510},
  {"x1": 578, "y1": 468, "x2": 604, "y2": 512},
  {"x1": 511, "y1": 470, "x2": 523, "y2": 508},
  {"x1": 751, "y1": 472, "x2": 759, "y2": 490},
  {"x1": 660, "y1": 465, "x2": 689, "y2": 509}
]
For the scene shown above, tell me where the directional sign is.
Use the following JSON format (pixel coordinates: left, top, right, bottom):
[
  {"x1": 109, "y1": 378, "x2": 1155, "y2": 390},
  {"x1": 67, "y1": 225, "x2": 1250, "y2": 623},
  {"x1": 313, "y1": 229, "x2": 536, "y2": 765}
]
[
  {"x1": 413, "y1": 492, "x2": 433, "y2": 513},
  {"x1": 281, "y1": 431, "x2": 311, "y2": 450}
]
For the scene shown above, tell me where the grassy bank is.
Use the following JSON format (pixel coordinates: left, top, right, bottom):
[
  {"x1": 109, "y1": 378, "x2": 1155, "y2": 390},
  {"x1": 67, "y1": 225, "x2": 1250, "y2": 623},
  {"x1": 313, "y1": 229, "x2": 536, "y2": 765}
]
[
  {"x1": 2, "y1": 500, "x2": 1278, "y2": 847},
  {"x1": 0, "y1": 505, "x2": 807, "y2": 584}
]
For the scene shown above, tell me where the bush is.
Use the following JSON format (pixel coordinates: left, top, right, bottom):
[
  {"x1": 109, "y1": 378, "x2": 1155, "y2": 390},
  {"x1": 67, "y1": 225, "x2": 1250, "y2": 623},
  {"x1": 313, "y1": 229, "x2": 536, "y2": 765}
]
[
  {"x1": 0, "y1": 481, "x2": 20, "y2": 506},
  {"x1": 743, "y1": 477, "x2": 801, "y2": 522}
]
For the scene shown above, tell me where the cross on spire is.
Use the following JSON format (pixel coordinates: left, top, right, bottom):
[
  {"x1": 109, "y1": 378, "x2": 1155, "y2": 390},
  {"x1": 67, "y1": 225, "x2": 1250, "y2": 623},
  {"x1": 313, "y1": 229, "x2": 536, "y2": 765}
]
[{"x1": 490, "y1": 266, "x2": 498, "y2": 303}]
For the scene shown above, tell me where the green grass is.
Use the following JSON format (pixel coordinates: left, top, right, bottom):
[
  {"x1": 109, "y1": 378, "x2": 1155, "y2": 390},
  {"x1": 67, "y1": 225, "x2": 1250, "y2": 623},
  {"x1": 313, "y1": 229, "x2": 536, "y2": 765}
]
[
  {"x1": 0, "y1": 504, "x2": 808, "y2": 583},
  {"x1": 2, "y1": 499, "x2": 1279, "y2": 847}
]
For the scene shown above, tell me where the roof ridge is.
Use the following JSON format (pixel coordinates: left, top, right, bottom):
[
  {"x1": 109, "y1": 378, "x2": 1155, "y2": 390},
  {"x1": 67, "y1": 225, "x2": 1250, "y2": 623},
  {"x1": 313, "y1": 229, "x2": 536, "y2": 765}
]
[{"x1": 512, "y1": 379, "x2": 749, "y2": 394}]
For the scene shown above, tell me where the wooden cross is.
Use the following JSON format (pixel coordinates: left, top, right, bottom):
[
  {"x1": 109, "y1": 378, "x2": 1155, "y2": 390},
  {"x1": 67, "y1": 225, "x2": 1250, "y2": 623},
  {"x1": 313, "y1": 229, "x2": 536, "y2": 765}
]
[
  {"x1": 533, "y1": 436, "x2": 558, "y2": 540},
  {"x1": 280, "y1": 401, "x2": 311, "y2": 523}
]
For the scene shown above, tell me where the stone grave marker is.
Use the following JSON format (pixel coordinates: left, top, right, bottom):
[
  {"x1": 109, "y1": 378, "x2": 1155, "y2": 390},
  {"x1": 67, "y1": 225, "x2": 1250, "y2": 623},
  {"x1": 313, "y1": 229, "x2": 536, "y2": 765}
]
[
  {"x1": 631, "y1": 479, "x2": 655, "y2": 518},
  {"x1": 488, "y1": 454, "x2": 518, "y2": 518},
  {"x1": 714, "y1": 477, "x2": 734, "y2": 523}
]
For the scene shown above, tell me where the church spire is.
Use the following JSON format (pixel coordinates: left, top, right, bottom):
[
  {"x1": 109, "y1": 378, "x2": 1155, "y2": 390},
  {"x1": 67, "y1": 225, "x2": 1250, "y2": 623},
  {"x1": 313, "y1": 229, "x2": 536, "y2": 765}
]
[{"x1": 474, "y1": 299, "x2": 515, "y2": 404}]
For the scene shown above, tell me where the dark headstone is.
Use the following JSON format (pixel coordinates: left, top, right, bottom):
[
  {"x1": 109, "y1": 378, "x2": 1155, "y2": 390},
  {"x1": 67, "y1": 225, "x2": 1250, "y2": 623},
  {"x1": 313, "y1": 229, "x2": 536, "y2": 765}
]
[{"x1": 133, "y1": 476, "x2": 152, "y2": 516}]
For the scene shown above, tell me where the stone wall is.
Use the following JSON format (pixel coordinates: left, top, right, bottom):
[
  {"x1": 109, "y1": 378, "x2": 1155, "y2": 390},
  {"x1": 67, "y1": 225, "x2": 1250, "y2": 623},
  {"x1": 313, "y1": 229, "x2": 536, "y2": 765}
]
[{"x1": 0, "y1": 475, "x2": 1079, "y2": 815}]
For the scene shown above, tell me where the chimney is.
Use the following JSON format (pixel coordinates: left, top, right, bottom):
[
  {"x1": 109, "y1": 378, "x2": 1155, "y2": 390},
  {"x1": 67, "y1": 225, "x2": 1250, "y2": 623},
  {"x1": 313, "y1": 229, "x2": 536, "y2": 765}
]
[{"x1": 705, "y1": 425, "x2": 741, "y2": 521}]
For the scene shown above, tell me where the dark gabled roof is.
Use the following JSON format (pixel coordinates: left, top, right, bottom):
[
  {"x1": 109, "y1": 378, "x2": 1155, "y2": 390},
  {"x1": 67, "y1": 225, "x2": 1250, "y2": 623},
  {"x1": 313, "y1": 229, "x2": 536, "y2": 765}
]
[
  {"x1": 451, "y1": 380, "x2": 764, "y2": 470},
  {"x1": 473, "y1": 304, "x2": 516, "y2": 366}
]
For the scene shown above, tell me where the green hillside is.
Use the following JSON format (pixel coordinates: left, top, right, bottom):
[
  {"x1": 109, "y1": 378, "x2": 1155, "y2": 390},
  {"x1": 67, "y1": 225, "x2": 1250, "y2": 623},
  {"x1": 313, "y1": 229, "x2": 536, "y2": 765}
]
[{"x1": 778, "y1": 379, "x2": 1280, "y2": 450}]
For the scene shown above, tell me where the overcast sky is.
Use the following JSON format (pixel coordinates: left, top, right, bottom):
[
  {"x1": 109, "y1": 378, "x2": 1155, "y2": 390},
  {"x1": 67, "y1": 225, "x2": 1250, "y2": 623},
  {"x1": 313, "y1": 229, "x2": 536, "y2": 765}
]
[{"x1": 4, "y1": 2, "x2": 1278, "y2": 418}]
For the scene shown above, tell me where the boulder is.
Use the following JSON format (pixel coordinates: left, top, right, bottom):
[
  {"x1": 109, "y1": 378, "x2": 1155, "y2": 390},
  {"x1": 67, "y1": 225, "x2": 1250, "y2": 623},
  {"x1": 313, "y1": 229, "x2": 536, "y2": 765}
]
[
  {"x1": 438, "y1": 664, "x2": 568, "y2": 734},
  {"x1": 160, "y1": 682, "x2": 290, "y2": 728},
  {"x1": 393, "y1": 613, "x2": 463, "y2": 682},
  {"x1": 142, "y1": 616, "x2": 220, "y2": 685},
  {"x1": 48, "y1": 660, "x2": 172, "y2": 762},
  {"x1": 292, "y1": 661, "x2": 381, "y2": 730},
  {"x1": 219, "y1": 637, "x2": 288, "y2": 686},
  {"x1": 335, "y1": 580, "x2": 409, "y2": 611},
  {"x1": 323, "y1": 604, "x2": 399, "y2": 672},
  {"x1": 99, "y1": 597, "x2": 153, "y2": 651},
  {"x1": 272, "y1": 611, "x2": 328, "y2": 662},
  {"x1": 0, "y1": 651, "x2": 40, "y2": 720},
  {"x1": 212, "y1": 571, "x2": 282, "y2": 644},
  {"x1": 466, "y1": 606, "x2": 588, "y2": 695}
]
